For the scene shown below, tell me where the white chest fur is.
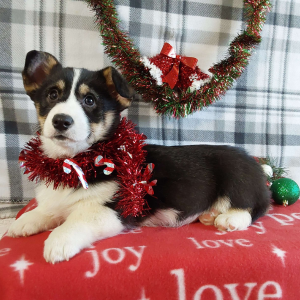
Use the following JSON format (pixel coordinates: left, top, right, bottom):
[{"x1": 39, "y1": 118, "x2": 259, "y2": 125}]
[{"x1": 35, "y1": 181, "x2": 119, "y2": 220}]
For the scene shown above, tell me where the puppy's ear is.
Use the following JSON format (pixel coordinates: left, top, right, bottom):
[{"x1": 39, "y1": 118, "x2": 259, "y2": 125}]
[
  {"x1": 102, "y1": 66, "x2": 136, "y2": 110},
  {"x1": 22, "y1": 50, "x2": 61, "y2": 98}
]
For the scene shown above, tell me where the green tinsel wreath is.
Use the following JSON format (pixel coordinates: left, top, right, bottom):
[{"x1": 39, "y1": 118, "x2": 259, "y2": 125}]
[{"x1": 87, "y1": 0, "x2": 271, "y2": 118}]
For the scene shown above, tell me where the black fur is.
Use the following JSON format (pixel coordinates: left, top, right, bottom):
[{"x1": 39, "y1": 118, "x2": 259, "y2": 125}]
[{"x1": 143, "y1": 145, "x2": 270, "y2": 223}]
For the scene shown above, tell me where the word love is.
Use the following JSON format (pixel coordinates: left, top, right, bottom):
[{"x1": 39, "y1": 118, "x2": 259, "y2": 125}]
[
  {"x1": 171, "y1": 269, "x2": 282, "y2": 300},
  {"x1": 187, "y1": 238, "x2": 253, "y2": 249},
  {"x1": 84, "y1": 246, "x2": 146, "y2": 278}
]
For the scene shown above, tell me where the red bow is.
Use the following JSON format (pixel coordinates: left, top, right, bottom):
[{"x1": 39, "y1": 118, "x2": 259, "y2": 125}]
[
  {"x1": 160, "y1": 43, "x2": 198, "y2": 89},
  {"x1": 141, "y1": 163, "x2": 157, "y2": 195},
  {"x1": 133, "y1": 163, "x2": 157, "y2": 195}
]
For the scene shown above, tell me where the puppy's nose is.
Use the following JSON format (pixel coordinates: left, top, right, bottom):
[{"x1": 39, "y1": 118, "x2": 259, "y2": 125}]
[{"x1": 52, "y1": 114, "x2": 74, "y2": 131}]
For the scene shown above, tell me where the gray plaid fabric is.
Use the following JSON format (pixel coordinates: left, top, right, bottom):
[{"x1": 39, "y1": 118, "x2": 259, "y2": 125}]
[
  {"x1": 0, "y1": 0, "x2": 299, "y2": 217},
  {"x1": 0, "y1": 203, "x2": 26, "y2": 219}
]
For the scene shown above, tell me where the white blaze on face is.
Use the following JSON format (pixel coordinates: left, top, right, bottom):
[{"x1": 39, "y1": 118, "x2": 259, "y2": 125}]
[
  {"x1": 41, "y1": 69, "x2": 91, "y2": 158},
  {"x1": 43, "y1": 68, "x2": 89, "y2": 141}
]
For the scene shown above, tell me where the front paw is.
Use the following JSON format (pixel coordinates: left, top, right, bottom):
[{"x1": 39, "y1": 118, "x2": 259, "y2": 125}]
[
  {"x1": 7, "y1": 210, "x2": 48, "y2": 237},
  {"x1": 44, "y1": 229, "x2": 84, "y2": 263}
]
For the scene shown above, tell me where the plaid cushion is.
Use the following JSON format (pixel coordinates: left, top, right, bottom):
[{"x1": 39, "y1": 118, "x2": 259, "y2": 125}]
[{"x1": 0, "y1": 0, "x2": 299, "y2": 214}]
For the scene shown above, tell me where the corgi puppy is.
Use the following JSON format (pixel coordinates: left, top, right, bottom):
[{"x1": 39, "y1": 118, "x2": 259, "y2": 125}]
[{"x1": 7, "y1": 50, "x2": 270, "y2": 263}]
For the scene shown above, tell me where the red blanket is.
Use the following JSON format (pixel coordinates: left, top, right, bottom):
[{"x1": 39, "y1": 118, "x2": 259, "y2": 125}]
[{"x1": 1, "y1": 199, "x2": 300, "y2": 300}]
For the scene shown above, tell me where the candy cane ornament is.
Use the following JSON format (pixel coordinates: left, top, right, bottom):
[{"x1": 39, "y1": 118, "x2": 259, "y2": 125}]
[
  {"x1": 63, "y1": 158, "x2": 89, "y2": 189},
  {"x1": 94, "y1": 155, "x2": 115, "y2": 175}
]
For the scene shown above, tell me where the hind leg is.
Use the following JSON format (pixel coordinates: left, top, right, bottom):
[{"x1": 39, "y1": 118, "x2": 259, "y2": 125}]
[
  {"x1": 199, "y1": 196, "x2": 231, "y2": 226},
  {"x1": 198, "y1": 196, "x2": 252, "y2": 231},
  {"x1": 214, "y1": 209, "x2": 252, "y2": 231}
]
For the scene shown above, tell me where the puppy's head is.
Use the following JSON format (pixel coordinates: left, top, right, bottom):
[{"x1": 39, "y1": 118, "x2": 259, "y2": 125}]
[{"x1": 22, "y1": 50, "x2": 135, "y2": 158}]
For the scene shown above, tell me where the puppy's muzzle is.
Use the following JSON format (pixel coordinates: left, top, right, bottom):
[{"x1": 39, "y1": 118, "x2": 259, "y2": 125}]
[{"x1": 52, "y1": 114, "x2": 74, "y2": 132}]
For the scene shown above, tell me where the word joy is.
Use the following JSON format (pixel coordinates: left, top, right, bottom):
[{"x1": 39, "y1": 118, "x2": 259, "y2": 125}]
[{"x1": 84, "y1": 245, "x2": 146, "y2": 277}]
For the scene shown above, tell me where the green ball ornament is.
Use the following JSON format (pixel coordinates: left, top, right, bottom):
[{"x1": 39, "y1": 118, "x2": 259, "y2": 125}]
[{"x1": 271, "y1": 178, "x2": 300, "y2": 206}]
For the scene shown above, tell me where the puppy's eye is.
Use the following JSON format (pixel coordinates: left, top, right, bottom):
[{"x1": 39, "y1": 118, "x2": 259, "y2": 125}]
[
  {"x1": 84, "y1": 95, "x2": 95, "y2": 107},
  {"x1": 49, "y1": 89, "x2": 58, "y2": 101}
]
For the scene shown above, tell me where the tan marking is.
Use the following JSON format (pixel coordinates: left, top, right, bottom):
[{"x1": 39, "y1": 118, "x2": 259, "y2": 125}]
[
  {"x1": 22, "y1": 74, "x2": 39, "y2": 93},
  {"x1": 89, "y1": 111, "x2": 115, "y2": 143},
  {"x1": 44, "y1": 55, "x2": 58, "y2": 74},
  {"x1": 79, "y1": 83, "x2": 90, "y2": 95},
  {"x1": 34, "y1": 103, "x2": 46, "y2": 130},
  {"x1": 56, "y1": 80, "x2": 65, "y2": 91},
  {"x1": 103, "y1": 67, "x2": 132, "y2": 108},
  {"x1": 103, "y1": 67, "x2": 114, "y2": 86},
  {"x1": 34, "y1": 102, "x2": 40, "y2": 115},
  {"x1": 116, "y1": 94, "x2": 131, "y2": 108},
  {"x1": 38, "y1": 116, "x2": 46, "y2": 130}
]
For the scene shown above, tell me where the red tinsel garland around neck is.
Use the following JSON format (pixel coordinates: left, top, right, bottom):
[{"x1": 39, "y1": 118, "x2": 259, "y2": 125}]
[{"x1": 19, "y1": 118, "x2": 156, "y2": 217}]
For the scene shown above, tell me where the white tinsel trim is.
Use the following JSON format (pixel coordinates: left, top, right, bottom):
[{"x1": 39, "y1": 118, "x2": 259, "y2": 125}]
[
  {"x1": 140, "y1": 56, "x2": 163, "y2": 86},
  {"x1": 189, "y1": 77, "x2": 211, "y2": 92}
]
